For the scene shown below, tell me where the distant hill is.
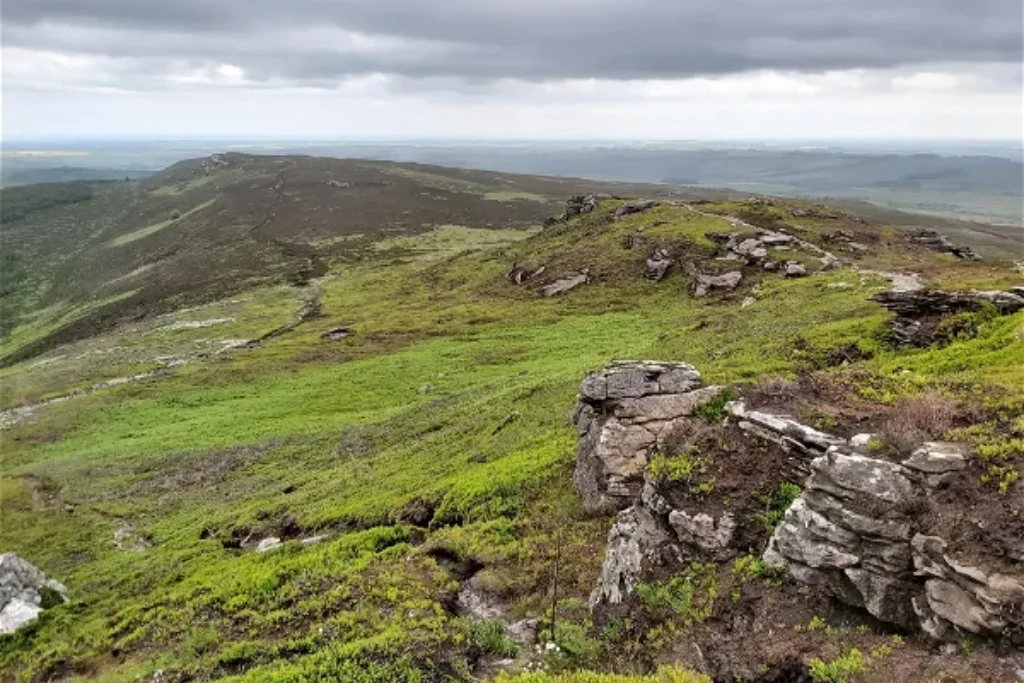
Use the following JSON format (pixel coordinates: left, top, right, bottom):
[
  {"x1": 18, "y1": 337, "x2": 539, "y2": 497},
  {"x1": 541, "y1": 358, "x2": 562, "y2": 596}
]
[{"x1": 0, "y1": 166, "x2": 152, "y2": 187}]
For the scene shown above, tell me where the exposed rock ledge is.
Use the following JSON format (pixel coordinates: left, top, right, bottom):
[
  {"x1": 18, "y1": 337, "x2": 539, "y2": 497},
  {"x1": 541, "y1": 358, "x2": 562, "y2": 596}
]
[
  {"x1": 572, "y1": 361, "x2": 718, "y2": 513},
  {"x1": 576, "y1": 362, "x2": 1023, "y2": 643}
]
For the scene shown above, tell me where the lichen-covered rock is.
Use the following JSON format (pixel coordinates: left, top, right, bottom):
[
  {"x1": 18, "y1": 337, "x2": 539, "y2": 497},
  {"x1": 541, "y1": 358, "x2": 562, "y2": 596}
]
[
  {"x1": 590, "y1": 506, "x2": 679, "y2": 607},
  {"x1": 561, "y1": 194, "x2": 598, "y2": 220},
  {"x1": 0, "y1": 553, "x2": 67, "y2": 635},
  {"x1": 645, "y1": 248, "x2": 675, "y2": 282},
  {"x1": 757, "y1": 413, "x2": 1022, "y2": 640},
  {"x1": 573, "y1": 362, "x2": 715, "y2": 512},
  {"x1": 910, "y1": 534, "x2": 1024, "y2": 639}
]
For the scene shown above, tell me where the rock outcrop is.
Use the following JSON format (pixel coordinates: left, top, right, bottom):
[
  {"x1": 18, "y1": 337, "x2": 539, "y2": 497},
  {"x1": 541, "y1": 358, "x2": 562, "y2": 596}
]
[
  {"x1": 577, "y1": 367, "x2": 1023, "y2": 643},
  {"x1": 0, "y1": 553, "x2": 68, "y2": 635},
  {"x1": 909, "y1": 229, "x2": 976, "y2": 260},
  {"x1": 645, "y1": 248, "x2": 675, "y2": 282},
  {"x1": 573, "y1": 361, "x2": 715, "y2": 513},
  {"x1": 681, "y1": 262, "x2": 743, "y2": 298},
  {"x1": 614, "y1": 200, "x2": 658, "y2": 219},
  {"x1": 573, "y1": 362, "x2": 750, "y2": 608},
  {"x1": 561, "y1": 194, "x2": 598, "y2": 221},
  {"x1": 742, "y1": 411, "x2": 1024, "y2": 641},
  {"x1": 873, "y1": 288, "x2": 1024, "y2": 347}
]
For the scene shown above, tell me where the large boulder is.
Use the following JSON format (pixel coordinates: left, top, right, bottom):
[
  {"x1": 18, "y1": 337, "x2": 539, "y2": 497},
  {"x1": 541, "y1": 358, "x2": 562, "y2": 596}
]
[{"x1": 0, "y1": 553, "x2": 67, "y2": 635}]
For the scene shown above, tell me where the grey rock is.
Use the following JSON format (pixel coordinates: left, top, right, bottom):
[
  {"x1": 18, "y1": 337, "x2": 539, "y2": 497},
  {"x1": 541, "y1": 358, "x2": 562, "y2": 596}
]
[
  {"x1": 806, "y1": 450, "x2": 914, "y2": 505},
  {"x1": 562, "y1": 194, "x2": 598, "y2": 220},
  {"x1": 255, "y1": 537, "x2": 283, "y2": 553},
  {"x1": 114, "y1": 522, "x2": 151, "y2": 553},
  {"x1": 0, "y1": 553, "x2": 67, "y2": 635},
  {"x1": 615, "y1": 200, "x2": 658, "y2": 219},
  {"x1": 734, "y1": 238, "x2": 763, "y2": 256},
  {"x1": 692, "y1": 270, "x2": 743, "y2": 297},
  {"x1": 645, "y1": 248, "x2": 675, "y2": 282},
  {"x1": 321, "y1": 326, "x2": 353, "y2": 340},
  {"x1": 573, "y1": 363, "x2": 711, "y2": 512},
  {"x1": 760, "y1": 232, "x2": 795, "y2": 246},
  {"x1": 784, "y1": 262, "x2": 807, "y2": 277},
  {"x1": 668, "y1": 509, "x2": 737, "y2": 555},
  {"x1": 542, "y1": 271, "x2": 589, "y2": 297},
  {"x1": 902, "y1": 442, "x2": 966, "y2": 486},
  {"x1": 849, "y1": 433, "x2": 877, "y2": 451},
  {"x1": 418, "y1": 383, "x2": 435, "y2": 395},
  {"x1": 591, "y1": 506, "x2": 678, "y2": 607}
]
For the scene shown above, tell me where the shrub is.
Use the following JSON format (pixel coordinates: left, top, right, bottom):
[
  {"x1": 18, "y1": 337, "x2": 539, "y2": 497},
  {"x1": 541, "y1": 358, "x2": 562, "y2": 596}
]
[
  {"x1": 695, "y1": 388, "x2": 740, "y2": 423},
  {"x1": 880, "y1": 391, "x2": 958, "y2": 454},
  {"x1": 470, "y1": 618, "x2": 520, "y2": 658},
  {"x1": 754, "y1": 482, "x2": 801, "y2": 531},
  {"x1": 808, "y1": 648, "x2": 866, "y2": 683}
]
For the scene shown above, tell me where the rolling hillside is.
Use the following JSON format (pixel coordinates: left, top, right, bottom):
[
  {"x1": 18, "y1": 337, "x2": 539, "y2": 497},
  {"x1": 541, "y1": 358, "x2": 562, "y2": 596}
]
[{"x1": 1, "y1": 156, "x2": 1022, "y2": 683}]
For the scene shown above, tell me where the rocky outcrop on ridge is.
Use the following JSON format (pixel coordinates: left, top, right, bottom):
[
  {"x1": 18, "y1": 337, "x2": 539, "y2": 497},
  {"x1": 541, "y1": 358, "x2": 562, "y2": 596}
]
[
  {"x1": 576, "y1": 362, "x2": 1024, "y2": 643},
  {"x1": 909, "y1": 229, "x2": 976, "y2": 260},
  {"x1": 573, "y1": 361, "x2": 717, "y2": 513},
  {"x1": 873, "y1": 288, "x2": 1024, "y2": 347},
  {"x1": 0, "y1": 553, "x2": 68, "y2": 635}
]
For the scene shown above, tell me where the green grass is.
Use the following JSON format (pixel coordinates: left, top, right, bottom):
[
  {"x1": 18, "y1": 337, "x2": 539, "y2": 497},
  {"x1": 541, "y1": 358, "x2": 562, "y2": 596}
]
[
  {"x1": 108, "y1": 199, "x2": 215, "y2": 247},
  {"x1": 1, "y1": 198, "x2": 1021, "y2": 681}
]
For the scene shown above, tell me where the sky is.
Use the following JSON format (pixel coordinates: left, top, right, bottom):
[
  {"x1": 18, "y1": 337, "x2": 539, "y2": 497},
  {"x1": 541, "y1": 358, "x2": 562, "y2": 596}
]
[{"x1": 2, "y1": 0, "x2": 1022, "y2": 140}]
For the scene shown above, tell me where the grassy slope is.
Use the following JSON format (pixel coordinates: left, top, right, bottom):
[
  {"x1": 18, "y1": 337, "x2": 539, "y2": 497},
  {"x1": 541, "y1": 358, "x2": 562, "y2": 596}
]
[{"x1": 1, "y1": 187, "x2": 1022, "y2": 681}]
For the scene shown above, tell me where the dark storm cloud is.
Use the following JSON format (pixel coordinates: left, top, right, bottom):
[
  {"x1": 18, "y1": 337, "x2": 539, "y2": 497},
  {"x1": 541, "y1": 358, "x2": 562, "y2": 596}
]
[{"x1": 3, "y1": 0, "x2": 1022, "y2": 84}]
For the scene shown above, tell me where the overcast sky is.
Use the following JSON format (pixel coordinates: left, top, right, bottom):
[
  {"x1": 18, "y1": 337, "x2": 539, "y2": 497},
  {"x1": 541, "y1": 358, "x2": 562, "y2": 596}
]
[{"x1": 2, "y1": 0, "x2": 1022, "y2": 140}]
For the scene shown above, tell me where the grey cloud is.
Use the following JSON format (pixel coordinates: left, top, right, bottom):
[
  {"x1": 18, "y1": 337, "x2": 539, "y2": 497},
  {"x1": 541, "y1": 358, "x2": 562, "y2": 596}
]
[{"x1": 3, "y1": 0, "x2": 1022, "y2": 86}]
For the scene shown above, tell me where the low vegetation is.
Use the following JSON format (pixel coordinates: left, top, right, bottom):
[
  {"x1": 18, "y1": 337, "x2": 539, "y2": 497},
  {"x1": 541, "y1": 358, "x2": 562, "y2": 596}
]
[{"x1": 1, "y1": 159, "x2": 1021, "y2": 681}]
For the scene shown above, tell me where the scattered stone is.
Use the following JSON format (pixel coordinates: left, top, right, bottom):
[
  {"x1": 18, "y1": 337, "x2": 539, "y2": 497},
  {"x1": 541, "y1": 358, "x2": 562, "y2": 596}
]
[
  {"x1": 849, "y1": 433, "x2": 877, "y2": 451},
  {"x1": 506, "y1": 264, "x2": 546, "y2": 285},
  {"x1": 561, "y1": 194, "x2": 598, "y2": 220},
  {"x1": 791, "y1": 208, "x2": 838, "y2": 219},
  {"x1": 114, "y1": 522, "x2": 151, "y2": 553},
  {"x1": 762, "y1": 260, "x2": 780, "y2": 272},
  {"x1": 685, "y1": 264, "x2": 743, "y2": 298},
  {"x1": 321, "y1": 326, "x2": 353, "y2": 341},
  {"x1": 614, "y1": 200, "x2": 658, "y2": 219},
  {"x1": 908, "y1": 229, "x2": 976, "y2": 259},
  {"x1": 326, "y1": 179, "x2": 352, "y2": 188},
  {"x1": 541, "y1": 270, "x2": 589, "y2": 297},
  {"x1": 784, "y1": 262, "x2": 807, "y2": 278},
  {"x1": 645, "y1": 248, "x2": 675, "y2": 282},
  {"x1": 255, "y1": 537, "x2": 283, "y2": 553},
  {"x1": 759, "y1": 231, "x2": 796, "y2": 246},
  {"x1": 418, "y1": 384, "x2": 435, "y2": 395},
  {"x1": 0, "y1": 553, "x2": 68, "y2": 635},
  {"x1": 741, "y1": 296, "x2": 756, "y2": 308}
]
